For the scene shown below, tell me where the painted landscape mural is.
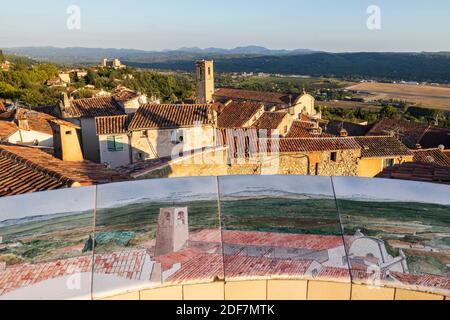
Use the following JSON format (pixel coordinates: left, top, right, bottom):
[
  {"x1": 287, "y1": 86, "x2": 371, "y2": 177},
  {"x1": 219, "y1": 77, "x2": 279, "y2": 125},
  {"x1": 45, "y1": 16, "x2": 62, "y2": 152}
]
[
  {"x1": 92, "y1": 177, "x2": 223, "y2": 299},
  {"x1": 333, "y1": 177, "x2": 450, "y2": 295},
  {"x1": 0, "y1": 187, "x2": 95, "y2": 300},
  {"x1": 0, "y1": 175, "x2": 449, "y2": 299}
]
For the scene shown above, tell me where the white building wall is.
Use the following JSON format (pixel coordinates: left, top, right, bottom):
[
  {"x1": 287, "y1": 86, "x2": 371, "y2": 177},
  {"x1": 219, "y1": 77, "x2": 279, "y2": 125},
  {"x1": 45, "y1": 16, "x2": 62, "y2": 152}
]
[
  {"x1": 98, "y1": 134, "x2": 131, "y2": 168},
  {"x1": 130, "y1": 125, "x2": 215, "y2": 162},
  {"x1": 7, "y1": 130, "x2": 53, "y2": 147}
]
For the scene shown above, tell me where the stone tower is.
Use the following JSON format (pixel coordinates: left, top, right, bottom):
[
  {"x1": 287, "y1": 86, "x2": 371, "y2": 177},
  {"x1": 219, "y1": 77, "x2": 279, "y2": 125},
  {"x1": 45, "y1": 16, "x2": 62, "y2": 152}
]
[
  {"x1": 195, "y1": 60, "x2": 214, "y2": 104},
  {"x1": 155, "y1": 207, "x2": 189, "y2": 257}
]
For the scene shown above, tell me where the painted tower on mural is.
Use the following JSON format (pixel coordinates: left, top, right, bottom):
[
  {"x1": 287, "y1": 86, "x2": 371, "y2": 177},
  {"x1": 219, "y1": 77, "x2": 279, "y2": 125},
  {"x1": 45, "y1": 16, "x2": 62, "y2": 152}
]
[
  {"x1": 195, "y1": 60, "x2": 214, "y2": 104},
  {"x1": 155, "y1": 207, "x2": 189, "y2": 256}
]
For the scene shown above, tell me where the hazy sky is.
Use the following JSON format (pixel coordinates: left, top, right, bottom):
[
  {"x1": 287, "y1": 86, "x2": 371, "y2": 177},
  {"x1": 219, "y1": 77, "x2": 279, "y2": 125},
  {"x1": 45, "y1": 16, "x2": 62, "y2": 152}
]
[{"x1": 1, "y1": 0, "x2": 449, "y2": 52}]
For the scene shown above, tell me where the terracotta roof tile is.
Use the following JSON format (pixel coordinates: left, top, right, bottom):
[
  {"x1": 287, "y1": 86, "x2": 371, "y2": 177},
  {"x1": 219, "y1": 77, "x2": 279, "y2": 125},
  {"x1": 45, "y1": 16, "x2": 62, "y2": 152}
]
[
  {"x1": 214, "y1": 88, "x2": 293, "y2": 105},
  {"x1": 113, "y1": 87, "x2": 140, "y2": 103},
  {"x1": 419, "y1": 127, "x2": 450, "y2": 149},
  {"x1": 0, "y1": 121, "x2": 18, "y2": 140},
  {"x1": 95, "y1": 114, "x2": 134, "y2": 135},
  {"x1": 355, "y1": 136, "x2": 414, "y2": 158},
  {"x1": 217, "y1": 101, "x2": 264, "y2": 128},
  {"x1": 366, "y1": 118, "x2": 430, "y2": 148},
  {"x1": 67, "y1": 96, "x2": 124, "y2": 118},
  {"x1": 273, "y1": 137, "x2": 361, "y2": 153},
  {"x1": 0, "y1": 145, "x2": 130, "y2": 196},
  {"x1": 324, "y1": 120, "x2": 372, "y2": 136},
  {"x1": 413, "y1": 149, "x2": 450, "y2": 167},
  {"x1": 221, "y1": 230, "x2": 346, "y2": 251},
  {"x1": 286, "y1": 121, "x2": 334, "y2": 138},
  {"x1": 0, "y1": 250, "x2": 150, "y2": 296},
  {"x1": 251, "y1": 112, "x2": 288, "y2": 130},
  {"x1": 129, "y1": 104, "x2": 213, "y2": 130},
  {"x1": 377, "y1": 162, "x2": 450, "y2": 185}
]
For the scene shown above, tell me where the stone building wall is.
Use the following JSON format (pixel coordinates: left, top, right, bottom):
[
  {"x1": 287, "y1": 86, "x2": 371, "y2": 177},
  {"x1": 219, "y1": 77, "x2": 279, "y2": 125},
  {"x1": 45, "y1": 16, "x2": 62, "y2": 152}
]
[{"x1": 135, "y1": 148, "x2": 361, "y2": 179}]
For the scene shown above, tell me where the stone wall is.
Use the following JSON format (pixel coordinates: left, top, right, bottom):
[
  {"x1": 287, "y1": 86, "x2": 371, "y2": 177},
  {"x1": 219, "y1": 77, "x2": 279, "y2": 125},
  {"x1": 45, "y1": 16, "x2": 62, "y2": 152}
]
[{"x1": 134, "y1": 148, "x2": 361, "y2": 179}]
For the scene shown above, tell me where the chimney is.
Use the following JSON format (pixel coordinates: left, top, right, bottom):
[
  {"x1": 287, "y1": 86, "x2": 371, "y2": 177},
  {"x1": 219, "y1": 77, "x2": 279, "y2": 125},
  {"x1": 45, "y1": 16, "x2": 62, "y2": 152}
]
[
  {"x1": 0, "y1": 262, "x2": 6, "y2": 272},
  {"x1": 60, "y1": 92, "x2": 71, "y2": 112},
  {"x1": 339, "y1": 128, "x2": 348, "y2": 137},
  {"x1": 155, "y1": 207, "x2": 189, "y2": 257},
  {"x1": 17, "y1": 117, "x2": 29, "y2": 131},
  {"x1": 50, "y1": 121, "x2": 84, "y2": 161}
]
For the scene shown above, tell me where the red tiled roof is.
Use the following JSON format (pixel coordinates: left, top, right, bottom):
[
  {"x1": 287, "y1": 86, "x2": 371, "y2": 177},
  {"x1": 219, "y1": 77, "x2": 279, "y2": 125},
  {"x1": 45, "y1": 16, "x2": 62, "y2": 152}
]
[
  {"x1": 154, "y1": 248, "x2": 203, "y2": 271},
  {"x1": 129, "y1": 104, "x2": 213, "y2": 130},
  {"x1": 251, "y1": 112, "x2": 288, "y2": 130},
  {"x1": 214, "y1": 88, "x2": 292, "y2": 105},
  {"x1": 354, "y1": 136, "x2": 413, "y2": 158},
  {"x1": 413, "y1": 149, "x2": 450, "y2": 167},
  {"x1": 272, "y1": 137, "x2": 361, "y2": 153},
  {"x1": 68, "y1": 96, "x2": 124, "y2": 118},
  {"x1": 0, "y1": 121, "x2": 18, "y2": 140},
  {"x1": 376, "y1": 162, "x2": 450, "y2": 185},
  {"x1": 217, "y1": 101, "x2": 264, "y2": 128},
  {"x1": 0, "y1": 250, "x2": 150, "y2": 296},
  {"x1": 366, "y1": 118, "x2": 429, "y2": 148},
  {"x1": 165, "y1": 254, "x2": 224, "y2": 285},
  {"x1": 0, "y1": 144, "x2": 130, "y2": 196},
  {"x1": 286, "y1": 121, "x2": 333, "y2": 138},
  {"x1": 390, "y1": 272, "x2": 450, "y2": 291},
  {"x1": 419, "y1": 127, "x2": 450, "y2": 149},
  {"x1": 95, "y1": 114, "x2": 134, "y2": 135},
  {"x1": 223, "y1": 254, "x2": 313, "y2": 281},
  {"x1": 221, "y1": 230, "x2": 346, "y2": 251},
  {"x1": 0, "y1": 108, "x2": 76, "y2": 137},
  {"x1": 113, "y1": 87, "x2": 140, "y2": 103}
]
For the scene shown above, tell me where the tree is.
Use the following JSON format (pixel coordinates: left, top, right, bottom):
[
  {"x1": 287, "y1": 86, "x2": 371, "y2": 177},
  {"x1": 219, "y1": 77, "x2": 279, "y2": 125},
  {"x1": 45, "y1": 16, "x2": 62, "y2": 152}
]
[
  {"x1": 379, "y1": 106, "x2": 397, "y2": 119},
  {"x1": 0, "y1": 49, "x2": 4, "y2": 63}
]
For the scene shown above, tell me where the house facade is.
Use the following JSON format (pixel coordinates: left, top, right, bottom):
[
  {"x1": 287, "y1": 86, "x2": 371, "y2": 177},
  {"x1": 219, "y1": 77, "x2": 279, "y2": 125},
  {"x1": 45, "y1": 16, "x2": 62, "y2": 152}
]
[{"x1": 95, "y1": 104, "x2": 217, "y2": 168}]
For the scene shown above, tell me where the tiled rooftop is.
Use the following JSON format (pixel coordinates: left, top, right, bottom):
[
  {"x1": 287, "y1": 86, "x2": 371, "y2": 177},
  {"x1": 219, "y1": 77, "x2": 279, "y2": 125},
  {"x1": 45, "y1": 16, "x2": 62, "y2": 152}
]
[
  {"x1": 354, "y1": 136, "x2": 414, "y2": 158},
  {"x1": 273, "y1": 137, "x2": 361, "y2": 153},
  {"x1": 214, "y1": 88, "x2": 293, "y2": 105},
  {"x1": 377, "y1": 162, "x2": 450, "y2": 185},
  {"x1": 129, "y1": 104, "x2": 213, "y2": 130},
  {"x1": 413, "y1": 148, "x2": 450, "y2": 167},
  {"x1": 0, "y1": 144, "x2": 130, "y2": 196},
  {"x1": 286, "y1": 120, "x2": 334, "y2": 138},
  {"x1": 323, "y1": 120, "x2": 372, "y2": 137},
  {"x1": 0, "y1": 121, "x2": 18, "y2": 140},
  {"x1": 366, "y1": 118, "x2": 429, "y2": 148},
  {"x1": 251, "y1": 112, "x2": 288, "y2": 130},
  {"x1": 217, "y1": 101, "x2": 264, "y2": 128},
  {"x1": 67, "y1": 96, "x2": 125, "y2": 118},
  {"x1": 0, "y1": 108, "x2": 77, "y2": 138},
  {"x1": 95, "y1": 114, "x2": 134, "y2": 135}
]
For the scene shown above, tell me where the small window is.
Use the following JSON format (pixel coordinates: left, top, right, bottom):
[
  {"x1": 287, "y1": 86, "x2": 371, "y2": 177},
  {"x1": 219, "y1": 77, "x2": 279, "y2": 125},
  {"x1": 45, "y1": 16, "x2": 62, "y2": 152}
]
[
  {"x1": 383, "y1": 158, "x2": 395, "y2": 169},
  {"x1": 171, "y1": 129, "x2": 184, "y2": 144},
  {"x1": 208, "y1": 67, "x2": 211, "y2": 76},
  {"x1": 65, "y1": 130, "x2": 72, "y2": 135},
  {"x1": 330, "y1": 152, "x2": 337, "y2": 162},
  {"x1": 141, "y1": 130, "x2": 148, "y2": 138},
  {"x1": 284, "y1": 125, "x2": 288, "y2": 134},
  {"x1": 107, "y1": 136, "x2": 124, "y2": 152}
]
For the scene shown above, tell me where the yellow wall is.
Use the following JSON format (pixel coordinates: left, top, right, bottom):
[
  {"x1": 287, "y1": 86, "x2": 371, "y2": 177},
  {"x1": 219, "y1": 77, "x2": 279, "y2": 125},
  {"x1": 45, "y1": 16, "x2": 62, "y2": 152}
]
[
  {"x1": 358, "y1": 156, "x2": 413, "y2": 178},
  {"x1": 96, "y1": 280, "x2": 449, "y2": 301}
]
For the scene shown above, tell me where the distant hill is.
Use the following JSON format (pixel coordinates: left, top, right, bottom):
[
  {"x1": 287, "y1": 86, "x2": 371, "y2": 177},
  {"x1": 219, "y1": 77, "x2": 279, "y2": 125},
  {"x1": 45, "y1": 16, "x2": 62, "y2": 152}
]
[
  {"x1": 2, "y1": 46, "x2": 316, "y2": 65},
  {"x1": 126, "y1": 52, "x2": 450, "y2": 83},
  {"x1": 3, "y1": 46, "x2": 450, "y2": 82}
]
